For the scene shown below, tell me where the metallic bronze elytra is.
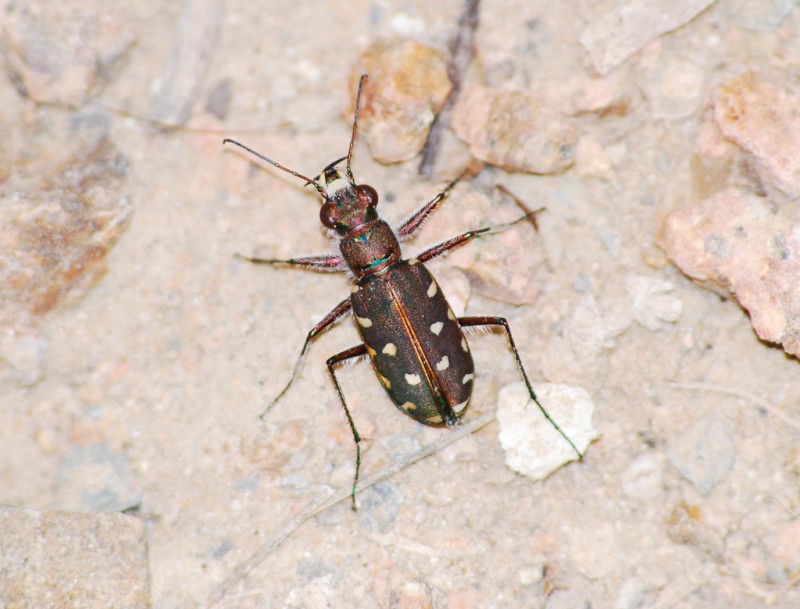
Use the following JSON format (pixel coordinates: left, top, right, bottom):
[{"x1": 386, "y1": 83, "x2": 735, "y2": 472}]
[{"x1": 224, "y1": 75, "x2": 582, "y2": 509}]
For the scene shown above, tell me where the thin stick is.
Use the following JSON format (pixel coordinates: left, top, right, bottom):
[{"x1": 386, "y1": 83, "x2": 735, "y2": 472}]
[
  {"x1": 203, "y1": 411, "x2": 496, "y2": 607},
  {"x1": 418, "y1": 0, "x2": 480, "y2": 177}
]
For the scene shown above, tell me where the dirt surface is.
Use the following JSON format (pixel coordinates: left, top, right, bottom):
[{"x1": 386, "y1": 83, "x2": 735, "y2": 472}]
[{"x1": 2, "y1": 1, "x2": 800, "y2": 608}]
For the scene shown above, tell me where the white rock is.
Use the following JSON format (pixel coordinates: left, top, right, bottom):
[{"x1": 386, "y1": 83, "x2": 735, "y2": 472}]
[
  {"x1": 580, "y1": 0, "x2": 718, "y2": 75},
  {"x1": 497, "y1": 383, "x2": 598, "y2": 480}
]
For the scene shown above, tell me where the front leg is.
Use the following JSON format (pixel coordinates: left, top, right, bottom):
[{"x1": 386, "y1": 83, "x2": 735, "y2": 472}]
[
  {"x1": 236, "y1": 252, "x2": 346, "y2": 272},
  {"x1": 397, "y1": 173, "x2": 465, "y2": 240},
  {"x1": 414, "y1": 211, "x2": 542, "y2": 264}
]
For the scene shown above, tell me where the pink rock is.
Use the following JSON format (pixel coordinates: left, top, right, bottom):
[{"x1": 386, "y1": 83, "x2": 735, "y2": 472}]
[
  {"x1": 661, "y1": 189, "x2": 800, "y2": 356},
  {"x1": 712, "y1": 72, "x2": 800, "y2": 201},
  {"x1": 0, "y1": 133, "x2": 132, "y2": 327}
]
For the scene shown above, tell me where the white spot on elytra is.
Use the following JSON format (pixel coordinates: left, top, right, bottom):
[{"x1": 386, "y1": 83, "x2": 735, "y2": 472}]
[
  {"x1": 356, "y1": 316, "x2": 373, "y2": 328},
  {"x1": 453, "y1": 400, "x2": 468, "y2": 415},
  {"x1": 402, "y1": 401, "x2": 416, "y2": 411},
  {"x1": 378, "y1": 374, "x2": 391, "y2": 389},
  {"x1": 405, "y1": 373, "x2": 422, "y2": 386},
  {"x1": 447, "y1": 308, "x2": 456, "y2": 321},
  {"x1": 382, "y1": 343, "x2": 397, "y2": 356},
  {"x1": 462, "y1": 373, "x2": 474, "y2": 385},
  {"x1": 430, "y1": 321, "x2": 444, "y2": 335},
  {"x1": 351, "y1": 285, "x2": 359, "y2": 294},
  {"x1": 427, "y1": 282, "x2": 437, "y2": 297},
  {"x1": 436, "y1": 356, "x2": 449, "y2": 371},
  {"x1": 409, "y1": 258, "x2": 420, "y2": 266},
  {"x1": 461, "y1": 338, "x2": 469, "y2": 352}
]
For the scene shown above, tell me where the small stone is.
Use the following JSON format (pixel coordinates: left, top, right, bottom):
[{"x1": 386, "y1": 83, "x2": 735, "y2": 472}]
[
  {"x1": 349, "y1": 40, "x2": 452, "y2": 163},
  {"x1": 575, "y1": 135, "x2": 614, "y2": 180},
  {"x1": 627, "y1": 275, "x2": 683, "y2": 330},
  {"x1": 0, "y1": 330, "x2": 47, "y2": 386},
  {"x1": 665, "y1": 503, "x2": 726, "y2": 559},
  {"x1": 621, "y1": 453, "x2": 665, "y2": 500},
  {"x1": 0, "y1": 126, "x2": 132, "y2": 335},
  {"x1": 712, "y1": 72, "x2": 800, "y2": 201},
  {"x1": 579, "y1": 0, "x2": 718, "y2": 75},
  {"x1": 497, "y1": 383, "x2": 597, "y2": 481},
  {"x1": 615, "y1": 578, "x2": 646, "y2": 609},
  {"x1": 541, "y1": 295, "x2": 625, "y2": 387},
  {"x1": 728, "y1": 0, "x2": 796, "y2": 30},
  {"x1": 54, "y1": 444, "x2": 142, "y2": 512},
  {"x1": 34, "y1": 427, "x2": 59, "y2": 453},
  {"x1": 284, "y1": 575, "x2": 335, "y2": 609},
  {"x1": 713, "y1": 72, "x2": 800, "y2": 200},
  {"x1": 637, "y1": 57, "x2": 706, "y2": 120},
  {"x1": 452, "y1": 86, "x2": 578, "y2": 174},
  {"x1": 4, "y1": 6, "x2": 137, "y2": 104},
  {"x1": 357, "y1": 481, "x2": 403, "y2": 533},
  {"x1": 668, "y1": 415, "x2": 736, "y2": 495}
]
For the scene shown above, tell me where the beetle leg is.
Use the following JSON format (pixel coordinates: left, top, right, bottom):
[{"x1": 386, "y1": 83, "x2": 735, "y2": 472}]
[
  {"x1": 236, "y1": 252, "x2": 347, "y2": 272},
  {"x1": 414, "y1": 212, "x2": 542, "y2": 264},
  {"x1": 397, "y1": 173, "x2": 465, "y2": 240},
  {"x1": 458, "y1": 316, "x2": 583, "y2": 460},
  {"x1": 326, "y1": 344, "x2": 369, "y2": 510},
  {"x1": 260, "y1": 297, "x2": 352, "y2": 419}
]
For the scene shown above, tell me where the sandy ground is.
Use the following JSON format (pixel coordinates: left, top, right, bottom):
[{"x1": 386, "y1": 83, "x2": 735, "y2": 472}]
[{"x1": 2, "y1": 1, "x2": 800, "y2": 607}]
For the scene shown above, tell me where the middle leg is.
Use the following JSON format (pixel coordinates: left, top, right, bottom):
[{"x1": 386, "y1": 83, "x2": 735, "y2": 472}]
[
  {"x1": 326, "y1": 344, "x2": 369, "y2": 509},
  {"x1": 458, "y1": 316, "x2": 583, "y2": 460}
]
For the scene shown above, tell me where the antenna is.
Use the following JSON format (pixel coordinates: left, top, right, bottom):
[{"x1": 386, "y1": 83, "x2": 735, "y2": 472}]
[
  {"x1": 345, "y1": 74, "x2": 369, "y2": 183},
  {"x1": 222, "y1": 138, "x2": 325, "y2": 195}
]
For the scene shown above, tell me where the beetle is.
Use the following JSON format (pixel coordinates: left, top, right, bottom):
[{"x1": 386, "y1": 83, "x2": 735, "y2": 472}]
[{"x1": 224, "y1": 75, "x2": 581, "y2": 508}]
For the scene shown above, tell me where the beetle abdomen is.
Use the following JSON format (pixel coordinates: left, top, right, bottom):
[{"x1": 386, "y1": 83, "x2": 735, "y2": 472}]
[{"x1": 350, "y1": 259, "x2": 474, "y2": 426}]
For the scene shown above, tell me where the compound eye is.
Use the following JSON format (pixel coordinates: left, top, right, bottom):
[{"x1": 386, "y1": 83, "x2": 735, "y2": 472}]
[
  {"x1": 320, "y1": 201, "x2": 338, "y2": 228},
  {"x1": 356, "y1": 184, "x2": 378, "y2": 209}
]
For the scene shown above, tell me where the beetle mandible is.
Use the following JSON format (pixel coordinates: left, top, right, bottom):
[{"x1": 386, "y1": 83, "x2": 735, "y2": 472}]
[{"x1": 224, "y1": 74, "x2": 582, "y2": 508}]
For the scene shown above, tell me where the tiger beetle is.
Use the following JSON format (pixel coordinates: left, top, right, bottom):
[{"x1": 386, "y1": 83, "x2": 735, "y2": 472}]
[{"x1": 224, "y1": 75, "x2": 582, "y2": 509}]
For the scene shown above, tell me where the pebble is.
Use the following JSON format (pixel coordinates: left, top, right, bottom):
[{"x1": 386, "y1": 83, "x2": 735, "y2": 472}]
[
  {"x1": 667, "y1": 415, "x2": 736, "y2": 495},
  {"x1": 357, "y1": 481, "x2": 403, "y2": 533},
  {"x1": 712, "y1": 72, "x2": 800, "y2": 201},
  {"x1": 54, "y1": 443, "x2": 142, "y2": 512},
  {"x1": 349, "y1": 39, "x2": 452, "y2": 163},
  {"x1": 284, "y1": 575, "x2": 336, "y2": 609},
  {"x1": 0, "y1": 121, "x2": 132, "y2": 338},
  {"x1": 579, "y1": 0, "x2": 718, "y2": 75},
  {"x1": 637, "y1": 56, "x2": 706, "y2": 121},
  {"x1": 728, "y1": 0, "x2": 796, "y2": 30},
  {"x1": 615, "y1": 578, "x2": 646, "y2": 609},
  {"x1": 4, "y1": 7, "x2": 137, "y2": 104},
  {"x1": 496, "y1": 382, "x2": 598, "y2": 481},
  {"x1": 627, "y1": 275, "x2": 683, "y2": 331},
  {"x1": 0, "y1": 330, "x2": 47, "y2": 386},
  {"x1": 451, "y1": 86, "x2": 578, "y2": 174},
  {"x1": 621, "y1": 452, "x2": 665, "y2": 500}
]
